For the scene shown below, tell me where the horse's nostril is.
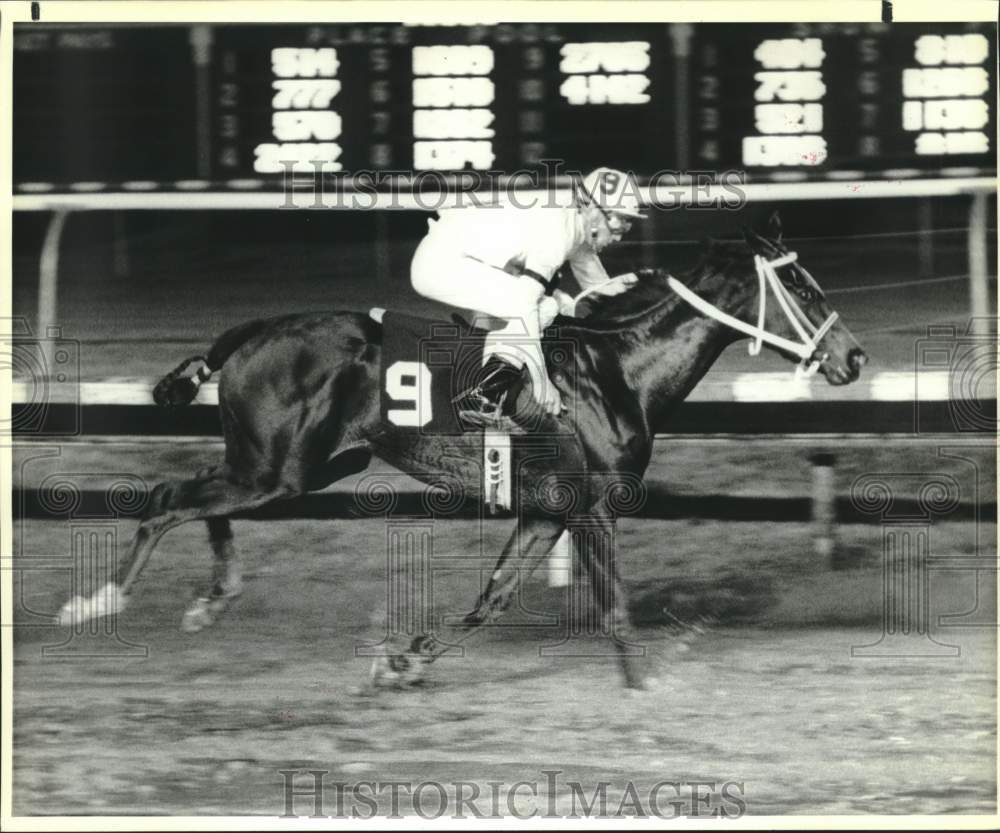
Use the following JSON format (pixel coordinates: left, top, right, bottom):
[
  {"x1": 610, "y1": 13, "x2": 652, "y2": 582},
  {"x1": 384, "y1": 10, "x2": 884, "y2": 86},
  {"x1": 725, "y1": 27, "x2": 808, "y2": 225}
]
[{"x1": 848, "y1": 349, "x2": 867, "y2": 372}]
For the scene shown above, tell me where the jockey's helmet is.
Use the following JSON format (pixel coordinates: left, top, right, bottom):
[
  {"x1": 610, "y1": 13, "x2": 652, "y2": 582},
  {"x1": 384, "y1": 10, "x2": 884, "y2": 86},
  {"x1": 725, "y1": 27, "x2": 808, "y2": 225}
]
[{"x1": 579, "y1": 167, "x2": 647, "y2": 219}]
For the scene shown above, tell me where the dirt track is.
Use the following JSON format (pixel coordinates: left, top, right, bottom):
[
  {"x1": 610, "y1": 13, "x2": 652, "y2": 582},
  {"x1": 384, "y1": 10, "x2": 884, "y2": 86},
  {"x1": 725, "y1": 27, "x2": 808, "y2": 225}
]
[{"x1": 12, "y1": 515, "x2": 997, "y2": 817}]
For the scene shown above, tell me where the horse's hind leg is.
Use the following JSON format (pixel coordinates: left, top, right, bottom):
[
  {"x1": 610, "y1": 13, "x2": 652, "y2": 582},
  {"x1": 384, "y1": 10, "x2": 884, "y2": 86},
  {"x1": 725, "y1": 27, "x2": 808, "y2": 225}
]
[
  {"x1": 59, "y1": 470, "x2": 292, "y2": 627},
  {"x1": 179, "y1": 518, "x2": 243, "y2": 633},
  {"x1": 180, "y1": 447, "x2": 373, "y2": 633}
]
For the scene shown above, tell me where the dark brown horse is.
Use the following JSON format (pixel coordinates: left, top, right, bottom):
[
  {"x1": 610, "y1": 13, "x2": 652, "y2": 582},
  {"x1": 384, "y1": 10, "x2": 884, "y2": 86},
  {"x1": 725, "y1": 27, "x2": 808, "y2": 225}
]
[{"x1": 60, "y1": 218, "x2": 866, "y2": 689}]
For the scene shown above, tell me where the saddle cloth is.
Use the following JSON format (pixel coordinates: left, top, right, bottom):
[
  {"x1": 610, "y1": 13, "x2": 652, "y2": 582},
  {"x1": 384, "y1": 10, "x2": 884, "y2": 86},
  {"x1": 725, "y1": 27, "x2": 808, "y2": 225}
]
[
  {"x1": 376, "y1": 309, "x2": 577, "y2": 514},
  {"x1": 377, "y1": 309, "x2": 579, "y2": 433},
  {"x1": 378, "y1": 309, "x2": 489, "y2": 435}
]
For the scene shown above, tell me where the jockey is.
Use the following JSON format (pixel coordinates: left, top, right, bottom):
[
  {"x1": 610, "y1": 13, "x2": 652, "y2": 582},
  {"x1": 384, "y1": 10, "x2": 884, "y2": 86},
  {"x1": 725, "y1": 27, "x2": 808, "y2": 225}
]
[{"x1": 410, "y1": 167, "x2": 646, "y2": 417}]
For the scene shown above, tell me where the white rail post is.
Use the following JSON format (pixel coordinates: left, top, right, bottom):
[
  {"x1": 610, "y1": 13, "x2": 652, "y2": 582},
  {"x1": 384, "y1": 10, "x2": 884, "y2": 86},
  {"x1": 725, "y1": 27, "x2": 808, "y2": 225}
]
[
  {"x1": 38, "y1": 209, "x2": 70, "y2": 376},
  {"x1": 548, "y1": 528, "x2": 573, "y2": 588},
  {"x1": 967, "y1": 190, "x2": 990, "y2": 330},
  {"x1": 810, "y1": 451, "x2": 837, "y2": 568}
]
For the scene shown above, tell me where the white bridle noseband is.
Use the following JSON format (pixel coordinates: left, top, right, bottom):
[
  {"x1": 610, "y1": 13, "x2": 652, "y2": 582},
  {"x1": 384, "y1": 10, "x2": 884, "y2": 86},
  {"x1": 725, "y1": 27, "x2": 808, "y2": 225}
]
[{"x1": 666, "y1": 251, "x2": 839, "y2": 379}]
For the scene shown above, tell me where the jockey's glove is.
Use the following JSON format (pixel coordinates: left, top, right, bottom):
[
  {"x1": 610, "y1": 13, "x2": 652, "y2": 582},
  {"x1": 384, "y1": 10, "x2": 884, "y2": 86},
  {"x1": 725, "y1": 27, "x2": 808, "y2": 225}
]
[
  {"x1": 552, "y1": 289, "x2": 577, "y2": 318},
  {"x1": 538, "y1": 295, "x2": 560, "y2": 329}
]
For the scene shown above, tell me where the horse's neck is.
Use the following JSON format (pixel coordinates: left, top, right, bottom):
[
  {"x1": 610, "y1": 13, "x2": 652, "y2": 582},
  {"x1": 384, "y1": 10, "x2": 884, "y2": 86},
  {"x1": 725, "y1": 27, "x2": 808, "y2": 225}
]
[{"x1": 623, "y1": 266, "x2": 753, "y2": 428}]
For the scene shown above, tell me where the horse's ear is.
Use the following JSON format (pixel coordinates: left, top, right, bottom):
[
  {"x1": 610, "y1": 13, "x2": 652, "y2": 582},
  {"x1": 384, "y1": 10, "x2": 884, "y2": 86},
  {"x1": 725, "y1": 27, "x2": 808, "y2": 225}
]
[
  {"x1": 741, "y1": 225, "x2": 760, "y2": 252},
  {"x1": 767, "y1": 211, "x2": 783, "y2": 243}
]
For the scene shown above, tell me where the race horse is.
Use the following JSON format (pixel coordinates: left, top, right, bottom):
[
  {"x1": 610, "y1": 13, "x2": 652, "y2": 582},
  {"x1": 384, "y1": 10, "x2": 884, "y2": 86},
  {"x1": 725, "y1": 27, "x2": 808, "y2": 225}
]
[{"x1": 60, "y1": 216, "x2": 867, "y2": 689}]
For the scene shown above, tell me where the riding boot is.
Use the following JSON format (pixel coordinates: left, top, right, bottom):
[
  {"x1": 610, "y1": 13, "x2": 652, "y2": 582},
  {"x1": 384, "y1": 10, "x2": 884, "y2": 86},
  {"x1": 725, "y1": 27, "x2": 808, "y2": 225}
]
[
  {"x1": 473, "y1": 356, "x2": 525, "y2": 416},
  {"x1": 456, "y1": 357, "x2": 526, "y2": 429}
]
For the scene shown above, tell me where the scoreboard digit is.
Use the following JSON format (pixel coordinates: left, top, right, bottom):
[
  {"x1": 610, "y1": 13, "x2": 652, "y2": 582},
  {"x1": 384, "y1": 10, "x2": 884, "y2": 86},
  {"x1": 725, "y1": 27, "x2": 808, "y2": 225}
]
[
  {"x1": 212, "y1": 24, "x2": 674, "y2": 176},
  {"x1": 692, "y1": 22, "x2": 996, "y2": 177},
  {"x1": 257, "y1": 47, "x2": 345, "y2": 173},
  {"x1": 742, "y1": 36, "x2": 828, "y2": 168},
  {"x1": 11, "y1": 22, "x2": 997, "y2": 190},
  {"x1": 214, "y1": 27, "x2": 370, "y2": 175},
  {"x1": 546, "y1": 27, "x2": 670, "y2": 171},
  {"x1": 411, "y1": 42, "x2": 497, "y2": 170},
  {"x1": 904, "y1": 33, "x2": 992, "y2": 156}
]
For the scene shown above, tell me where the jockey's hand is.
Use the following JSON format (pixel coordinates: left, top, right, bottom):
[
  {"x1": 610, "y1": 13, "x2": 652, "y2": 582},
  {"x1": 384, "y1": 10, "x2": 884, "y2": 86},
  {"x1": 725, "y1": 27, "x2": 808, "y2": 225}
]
[
  {"x1": 552, "y1": 289, "x2": 577, "y2": 318},
  {"x1": 536, "y1": 376, "x2": 564, "y2": 416},
  {"x1": 538, "y1": 295, "x2": 560, "y2": 329},
  {"x1": 590, "y1": 272, "x2": 639, "y2": 297},
  {"x1": 526, "y1": 369, "x2": 563, "y2": 416}
]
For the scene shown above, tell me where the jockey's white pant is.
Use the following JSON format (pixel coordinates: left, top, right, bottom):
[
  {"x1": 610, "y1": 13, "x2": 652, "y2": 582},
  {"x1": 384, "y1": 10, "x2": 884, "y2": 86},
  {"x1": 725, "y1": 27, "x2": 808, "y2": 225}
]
[{"x1": 411, "y1": 231, "x2": 557, "y2": 378}]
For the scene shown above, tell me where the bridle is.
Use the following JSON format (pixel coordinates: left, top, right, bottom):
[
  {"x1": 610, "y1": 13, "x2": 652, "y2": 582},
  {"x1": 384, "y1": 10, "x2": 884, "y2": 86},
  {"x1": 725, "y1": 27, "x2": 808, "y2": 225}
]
[{"x1": 666, "y1": 250, "x2": 839, "y2": 378}]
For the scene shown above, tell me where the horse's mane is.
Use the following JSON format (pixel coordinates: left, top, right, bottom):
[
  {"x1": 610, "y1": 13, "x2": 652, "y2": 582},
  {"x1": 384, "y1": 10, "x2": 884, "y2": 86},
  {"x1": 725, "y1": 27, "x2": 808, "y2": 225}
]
[{"x1": 570, "y1": 238, "x2": 752, "y2": 329}]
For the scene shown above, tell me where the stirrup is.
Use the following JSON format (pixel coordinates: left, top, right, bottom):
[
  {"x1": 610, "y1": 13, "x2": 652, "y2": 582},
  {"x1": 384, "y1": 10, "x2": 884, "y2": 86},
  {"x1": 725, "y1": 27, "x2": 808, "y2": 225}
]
[
  {"x1": 458, "y1": 406, "x2": 527, "y2": 434},
  {"x1": 451, "y1": 362, "x2": 512, "y2": 407},
  {"x1": 459, "y1": 400, "x2": 509, "y2": 430}
]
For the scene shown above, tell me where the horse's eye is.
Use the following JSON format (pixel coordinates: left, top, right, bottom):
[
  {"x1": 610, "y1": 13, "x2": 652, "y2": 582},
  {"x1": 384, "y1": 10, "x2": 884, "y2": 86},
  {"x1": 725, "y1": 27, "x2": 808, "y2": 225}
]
[{"x1": 797, "y1": 288, "x2": 815, "y2": 303}]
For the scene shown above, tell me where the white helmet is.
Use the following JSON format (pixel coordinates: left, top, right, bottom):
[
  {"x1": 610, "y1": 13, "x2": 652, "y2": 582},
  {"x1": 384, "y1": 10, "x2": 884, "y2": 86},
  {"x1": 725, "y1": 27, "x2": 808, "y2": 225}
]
[{"x1": 578, "y1": 167, "x2": 646, "y2": 219}]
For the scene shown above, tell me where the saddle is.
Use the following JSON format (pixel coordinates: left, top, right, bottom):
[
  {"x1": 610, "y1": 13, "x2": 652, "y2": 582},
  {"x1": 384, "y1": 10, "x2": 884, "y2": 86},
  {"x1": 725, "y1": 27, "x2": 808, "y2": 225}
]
[
  {"x1": 373, "y1": 308, "x2": 574, "y2": 430},
  {"x1": 371, "y1": 307, "x2": 575, "y2": 513}
]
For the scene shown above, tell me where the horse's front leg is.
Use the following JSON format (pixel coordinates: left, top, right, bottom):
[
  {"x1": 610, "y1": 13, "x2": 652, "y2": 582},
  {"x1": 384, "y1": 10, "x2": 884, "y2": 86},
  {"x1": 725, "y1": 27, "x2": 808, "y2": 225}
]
[
  {"x1": 577, "y1": 502, "x2": 647, "y2": 689},
  {"x1": 369, "y1": 515, "x2": 564, "y2": 688},
  {"x1": 460, "y1": 514, "x2": 565, "y2": 630}
]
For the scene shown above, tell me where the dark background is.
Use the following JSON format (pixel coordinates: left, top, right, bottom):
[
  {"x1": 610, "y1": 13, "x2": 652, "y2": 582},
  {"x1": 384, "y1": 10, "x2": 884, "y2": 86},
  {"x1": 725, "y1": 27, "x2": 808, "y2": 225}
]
[
  {"x1": 11, "y1": 196, "x2": 997, "y2": 379},
  {"x1": 11, "y1": 22, "x2": 997, "y2": 381}
]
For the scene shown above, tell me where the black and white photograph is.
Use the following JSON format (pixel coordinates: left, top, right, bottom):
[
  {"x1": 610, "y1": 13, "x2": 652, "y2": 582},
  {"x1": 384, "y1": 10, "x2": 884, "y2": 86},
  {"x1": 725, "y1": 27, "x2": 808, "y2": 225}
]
[{"x1": 2, "y1": 0, "x2": 997, "y2": 824}]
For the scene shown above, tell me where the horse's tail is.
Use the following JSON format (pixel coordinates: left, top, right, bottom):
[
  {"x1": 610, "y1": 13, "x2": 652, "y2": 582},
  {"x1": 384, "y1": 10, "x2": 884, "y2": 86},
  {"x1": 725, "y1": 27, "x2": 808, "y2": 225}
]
[{"x1": 152, "y1": 319, "x2": 269, "y2": 407}]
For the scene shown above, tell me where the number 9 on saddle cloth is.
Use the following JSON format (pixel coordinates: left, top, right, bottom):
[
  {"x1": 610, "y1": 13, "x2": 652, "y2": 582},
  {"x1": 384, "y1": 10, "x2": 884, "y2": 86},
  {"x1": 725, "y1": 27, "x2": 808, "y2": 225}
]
[{"x1": 377, "y1": 309, "x2": 577, "y2": 435}]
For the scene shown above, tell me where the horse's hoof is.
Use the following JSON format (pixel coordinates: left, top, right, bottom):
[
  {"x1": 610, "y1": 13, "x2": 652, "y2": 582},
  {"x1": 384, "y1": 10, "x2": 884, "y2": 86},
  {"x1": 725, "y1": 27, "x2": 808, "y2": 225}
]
[
  {"x1": 368, "y1": 653, "x2": 402, "y2": 689},
  {"x1": 368, "y1": 650, "x2": 428, "y2": 690},
  {"x1": 58, "y1": 596, "x2": 86, "y2": 627},
  {"x1": 58, "y1": 584, "x2": 125, "y2": 627},
  {"x1": 459, "y1": 611, "x2": 483, "y2": 631},
  {"x1": 400, "y1": 659, "x2": 429, "y2": 687},
  {"x1": 627, "y1": 676, "x2": 662, "y2": 695},
  {"x1": 623, "y1": 673, "x2": 651, "y2": 692},
  {"x1": 181, "y1": 593, "x2": 236, "y2": 633},
  {"x1": 181, "y1": 597, "x2": 217, "y2": 632}
]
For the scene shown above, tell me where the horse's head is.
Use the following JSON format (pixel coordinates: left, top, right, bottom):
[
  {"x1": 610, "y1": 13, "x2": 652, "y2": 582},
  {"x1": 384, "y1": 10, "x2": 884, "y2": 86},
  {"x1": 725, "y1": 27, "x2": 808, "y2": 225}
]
[
  {"x1": 570, "y1": 214, "x2": 867, "y2": 386},
  {"x1": 737, "y1": 213, "x2": 867, "y2": 385}
]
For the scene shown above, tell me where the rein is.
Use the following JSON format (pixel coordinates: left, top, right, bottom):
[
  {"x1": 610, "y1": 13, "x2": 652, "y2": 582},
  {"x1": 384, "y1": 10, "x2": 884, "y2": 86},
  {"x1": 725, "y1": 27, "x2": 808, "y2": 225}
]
[{"x1": 666, "y1": 251, "x2": 839, "y2": 378}]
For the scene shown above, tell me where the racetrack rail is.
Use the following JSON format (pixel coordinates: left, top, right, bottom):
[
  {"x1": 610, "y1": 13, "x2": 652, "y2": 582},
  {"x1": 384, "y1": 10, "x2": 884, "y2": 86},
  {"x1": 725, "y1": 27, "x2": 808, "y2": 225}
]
[
  {"x1": 14, "y1": 483, "x2": 992, "y2": 523},
  {"x1": 10, "y1": 371, "x2": 996, "y2": 436},
  {"x1": 12, "y1": 398, "x2": 994, "y2": 436},
  {"x1": 12, "y1": 372, "x2": 994, "y2": 522}
]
